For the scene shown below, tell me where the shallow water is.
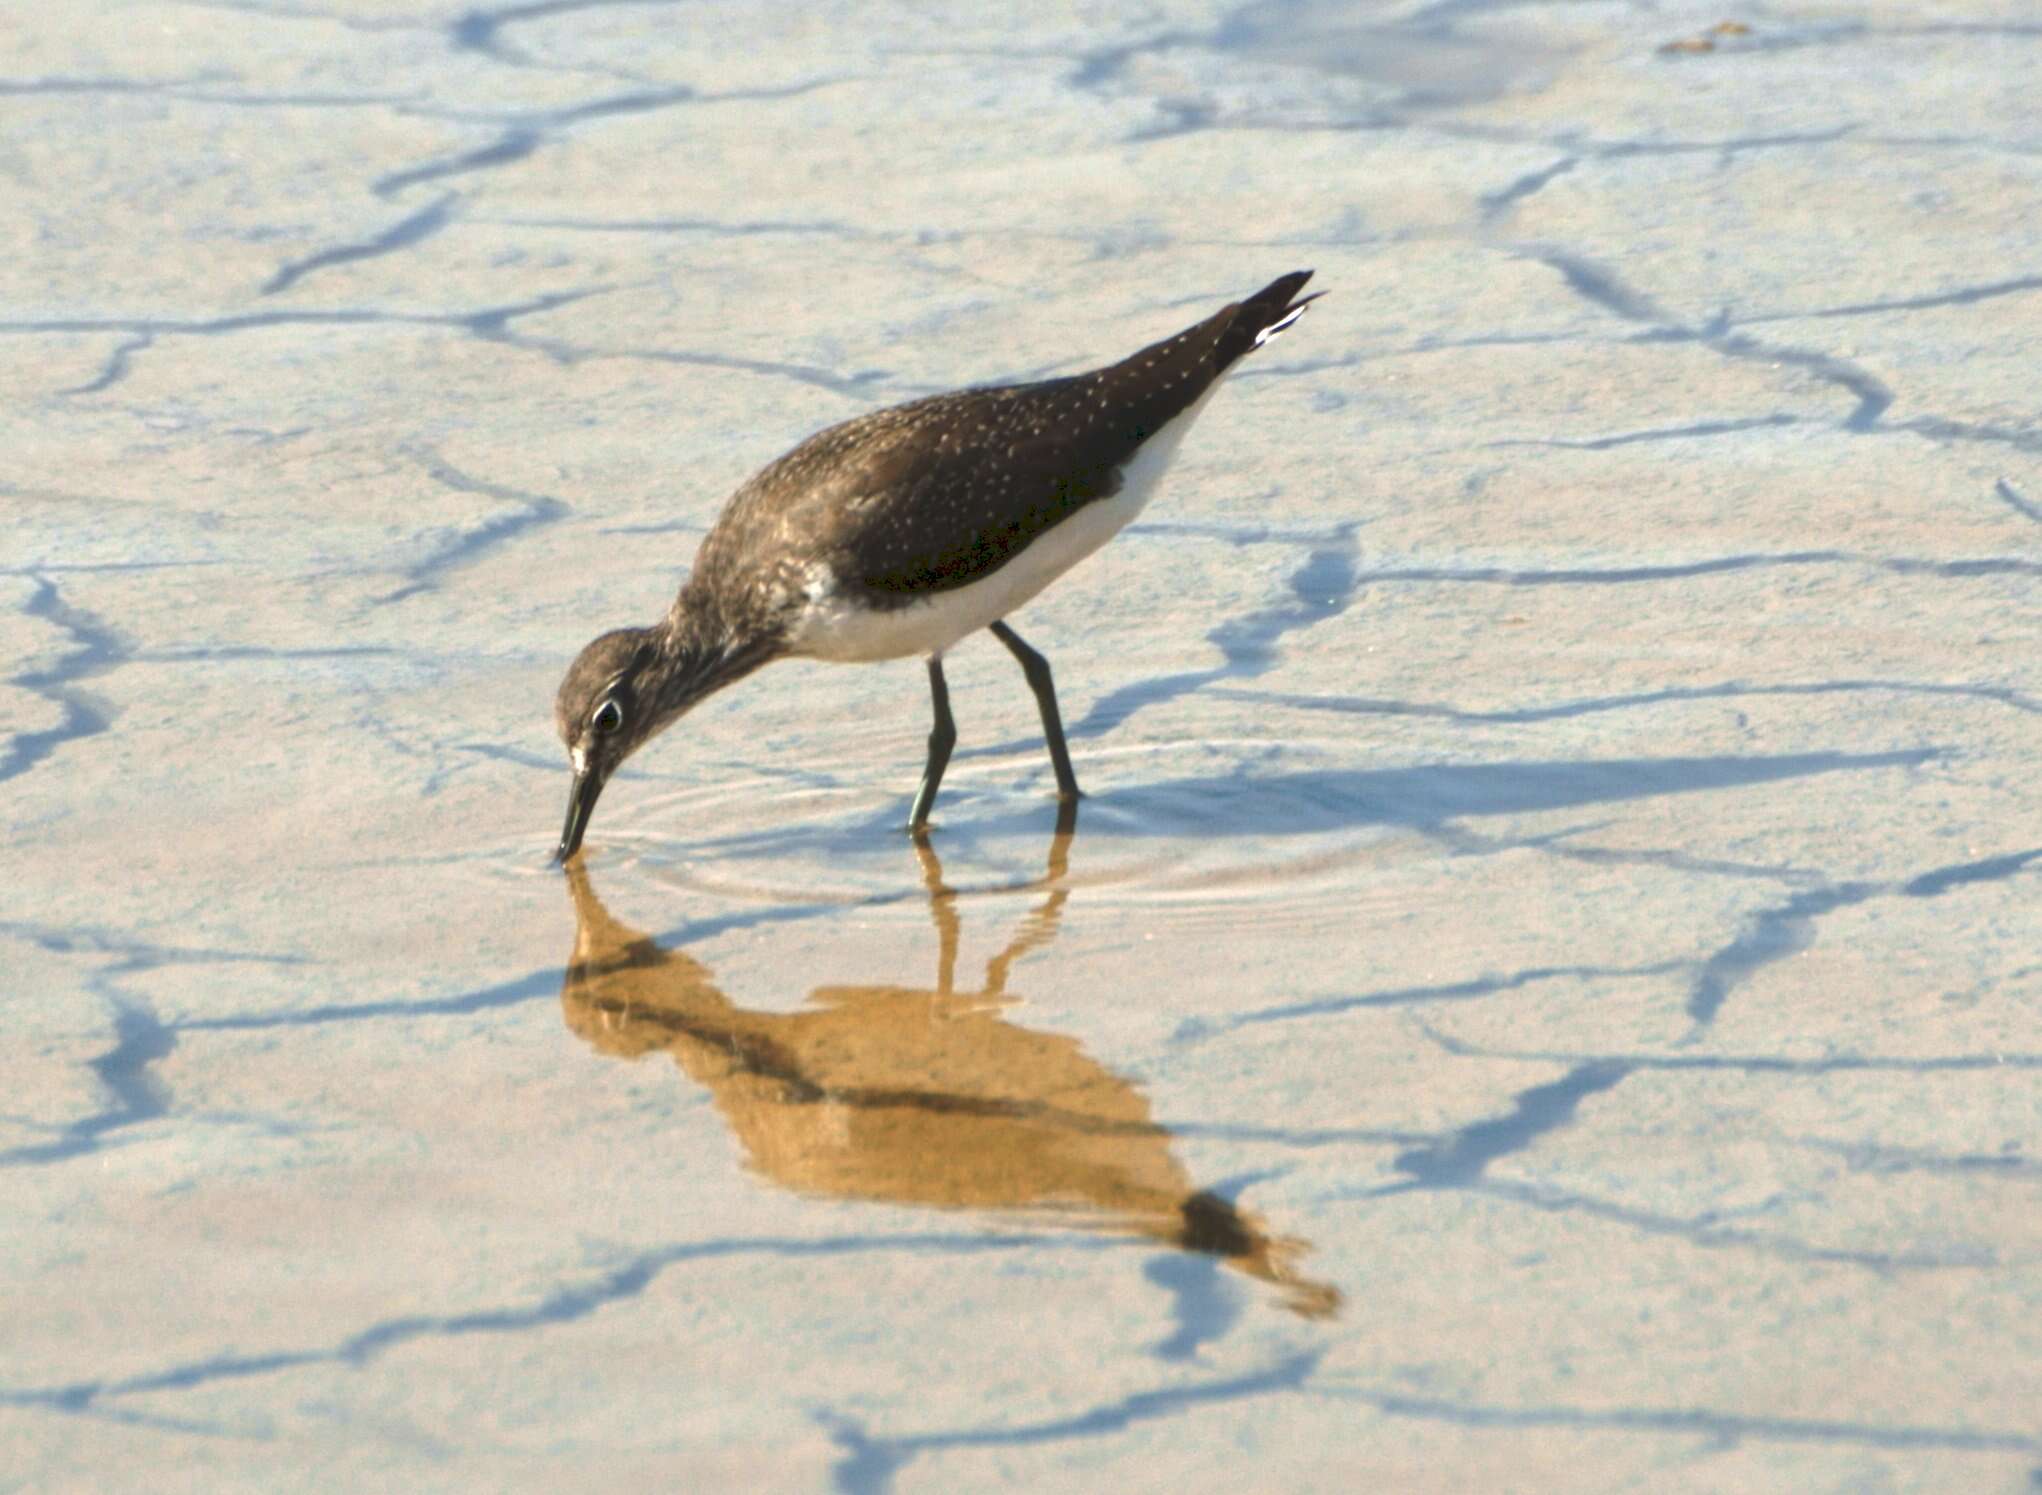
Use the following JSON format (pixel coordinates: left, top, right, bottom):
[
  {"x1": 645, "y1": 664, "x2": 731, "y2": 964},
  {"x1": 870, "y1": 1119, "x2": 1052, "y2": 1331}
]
[
  {"x1": 7, "y1": 1, "x2": 2042, "y2": 1489},
  {"x1": 562, "y1": 830, "x2": 1344, "y2": 1321}
]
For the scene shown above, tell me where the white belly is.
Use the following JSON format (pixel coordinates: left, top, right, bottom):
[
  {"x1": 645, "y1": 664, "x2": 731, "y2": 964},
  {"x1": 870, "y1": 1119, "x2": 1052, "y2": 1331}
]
[{"x1": 786, "y1": 387, "x2": 1218, "y2": 663}]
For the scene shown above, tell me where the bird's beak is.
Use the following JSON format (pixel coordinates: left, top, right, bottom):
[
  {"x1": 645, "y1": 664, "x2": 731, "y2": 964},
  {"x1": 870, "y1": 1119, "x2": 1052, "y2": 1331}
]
[{"x1": 555, "y1": 768, "x2": 606, "y2": 865}]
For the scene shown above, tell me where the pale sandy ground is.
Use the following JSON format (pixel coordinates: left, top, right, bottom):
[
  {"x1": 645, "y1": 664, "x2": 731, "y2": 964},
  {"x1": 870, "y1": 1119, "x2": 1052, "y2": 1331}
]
[{"x1": 3, "y1": 1, "x2": 2039, "y2": 1489}]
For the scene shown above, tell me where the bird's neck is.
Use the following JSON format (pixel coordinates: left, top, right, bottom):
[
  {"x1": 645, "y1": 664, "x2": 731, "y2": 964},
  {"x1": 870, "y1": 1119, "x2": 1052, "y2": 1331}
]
[{"x1": 644, "y1": 587, "x2": 782, "y2": 728}]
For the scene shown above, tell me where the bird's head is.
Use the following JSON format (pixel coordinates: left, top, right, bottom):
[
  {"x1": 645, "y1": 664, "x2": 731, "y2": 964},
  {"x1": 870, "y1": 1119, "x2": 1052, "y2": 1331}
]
[{"x1": 553, "y1": 626, "x2": 659, "y2": 863}]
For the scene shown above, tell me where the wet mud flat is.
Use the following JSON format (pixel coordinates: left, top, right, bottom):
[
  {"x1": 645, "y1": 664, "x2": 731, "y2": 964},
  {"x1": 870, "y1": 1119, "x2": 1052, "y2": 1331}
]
[{"x1": 5, "y1": 1, "x2": 2040, "y2": 1490}]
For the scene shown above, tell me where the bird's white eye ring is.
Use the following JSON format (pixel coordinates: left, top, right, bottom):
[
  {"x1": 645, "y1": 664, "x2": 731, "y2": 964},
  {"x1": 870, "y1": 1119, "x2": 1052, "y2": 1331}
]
[{"x1": 591, "y1": 699, "x2": 624, "y2": 734}]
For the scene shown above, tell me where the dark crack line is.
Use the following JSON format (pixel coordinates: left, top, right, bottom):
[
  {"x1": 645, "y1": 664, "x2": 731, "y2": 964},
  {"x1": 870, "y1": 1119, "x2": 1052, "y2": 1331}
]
[
  {"x1": 262, "y1": 194, "x2": 459, "y2": 295},
  {"x1": 0, "y1": 481, "x2": 142, "y2": 506},
  {"x1": 454, "y1": 740, "x2": 558, "y2": 772},
  {"x1": 595, "y1": 517, "x2": 709, "y2": 535},
  {"x1": 165, "y1": 0, "x2": 438, "y2": 38},
  {"x1": 1279, "y1": 843, "x2": 2042, "y2": 1214},
  {"x1": 1687, "y1": 883, "x2": 1882, "y2": 1028},
  {"x1": 592, "y1": 345, "x2": 892, "y2": 399},
  {"x1": 175, "y1": 966, "x2": 561, "y2": 1033},
  {"x1": 1211, "y1": 677, "x2": 2042, "y2": 724},
  {"x1": 1324, "y1": 1385, "x2": 2042, "y2": 1454},
  {"x1": 1528, "y1": 245, "x2": 1671, "y2": 323},
  {"x1": 370, "y1": 453, "x2": 571, "y2": 607},
  {"x1": 1387, "y1": 1061, "x2": 1636, "y2": 1191},
  {"x1": 1479, "y1": 155, "x2": 1579, "y2": 221},
  {"x1": 3, "y1": 73, "x2": 449, "y2": 116},
  {"x1": 1066, "y1": 28, "x2": 1204, "y2": 92},
  {"x1": 1904, "y1": 845, "x2": 2042, "y2": 897},
  {"x1": 1740, "y1": 274, "x2": 2042, "y2": 324},
  {"x1": 0, "y1": 560, "x2": 226, "y2": 574},
  {"x1": 176, "y1": 885, "x2": 915, "y2": 1035},
  {"x1": 1173, "y1": 961, "x2": 1685, "y2": 1044},
  {"x1": 1128, "y1": 516, "x2": 1355, "y2": 547},
  {"x1": 1418, "y1": 1025, "x2": 2042, "y2": 1075},
  {"x1": 1120, "y1": 98, "x2": 1399, "y2": 147},
  {"x1": 60, "y1": 333, "x2": 154, "y2": 397},
  {"x1": 1891, "y1": 21, "x2": 2042, "y2": 39},
  {"x1": 1, "y1": 576, "x2": 133, "y2": 784},
  {"x1": 1791, "y1": 1135, "x2": 2041, "y2": 1181},
  {"x1": 135, "y1": 644, "x2": 400, "y2": 663},
  {"x1": 0, "y1": 71, "x2": 234, "y2": 96},
  {"x1": 1486, "y1": 414, "x2": 1802, "y2": 449},
  {"x1": 374, "y1": 123, "x2": 551, "y2": 197},
  {"x1": 1349, "y1": 551, "x2": 2042, "y2": 584},
  {"x1": 451, "y1": 0, "x2": 689, "y2": 64},
  {"x1": 1357, "y1": 330, "x2": 1597, "y2": 364},
  {"x1": 936, "y1": 20, "x2": 1411, "y2": 146},
  {"x1": 819, "y1": 1349, "x2": 1323, "y2": 1494},
  {"x1": 1231, "y1": 352, "x2": 1366, "y2": 383},
  {"x1": 1602, "y1": 128, "x2": 1857, "y2": 162},
  {"x1": 0, "y1": 1002, "x2": 173, "y2": 1168},
  {"x1": 1470, "y1": 1175, "x2": 1987, "y2": 1272},
  {"x1": 1164, "y1": 1120, "x2": 1430, "y2": 1148},
  {"x1": 1995, "y1": 477, "x2": 2042, "y2": 524},
  {"x1": 374, "y1": 76, "x2": 851, "y2": 197},
  {"x1": 361, "y1": 304, "x2": 891, "y2": 398},
  {"x1": 1889, "y1": 413, "x2": 2042, "y2": 455},
  {"x1": 1859, "y1": 130, "x2": 2042, "y2": 161},
  {"x1": 484, "y1": 211, "x2": 875, "y2": 240},
  {"x1": 953, "y1": 522, "x2": 1363, "y2": 769},
  {"x1": 1658, "y1": 19, "x2": 2042, "y2": 58},
  {"x1": 1437, "y1": 117, "x2": 1851, "y2": 161},
  {"x1": 0, "y1": 296, "x2": 606, "y2": 340},
  {"x1": 1524, "y1": 246, "x2": 2042, "y2": 454},
  {"x1": 349, "y1": 707, "x2": 473, "y2": 797},
  {"x1": 171, "y1": 86, "x2": 426, "y2": 110},
  {"x1": 1704, "y1": 328, "x2": 1894, "y2": 430},
  {"x1": 49, "y1": 1400, "x2": 257, "y2": 1439},
  {"x1": 1431, "y1": 819, "x2": 1822, "y2": 887},
  {"x1": 2, "y1": 286, "x2": 611, "y2": 397},
  {"x1": 1686, "y1": 845, "x2": 2042, "y2": 1033},
  {"x1": 1361, "y1": 1035, "x2": 2015, "y2": 1271},
  {"x1": 1406, "y1": 0, "x2": 1620, "y2": 25},
  {"x1": 1456, "y1": 125, "x2": 1857, "y2": 220},
  {"x1": 1059, "y1": 524, "x2": 1362, "y2": 747},
  {"x1": 1, "y1": 1232, "x2": 1092, "y2": 1417},
  {"x1": 0, "y1": 925, "x2": 299, "y2": 1169}
]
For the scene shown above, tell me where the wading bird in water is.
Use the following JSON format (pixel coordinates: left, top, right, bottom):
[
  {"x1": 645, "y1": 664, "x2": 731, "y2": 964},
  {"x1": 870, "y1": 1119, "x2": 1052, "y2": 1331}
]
[{"x1": 554, "y1": 270, "x2": 1320, "y2": 860}]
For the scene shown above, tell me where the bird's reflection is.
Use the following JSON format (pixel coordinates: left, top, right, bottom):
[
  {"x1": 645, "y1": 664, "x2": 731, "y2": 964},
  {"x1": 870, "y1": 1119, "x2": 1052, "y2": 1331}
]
[{"x1": 560, "y1": 821, "x2": 1339, "y2": 1318}]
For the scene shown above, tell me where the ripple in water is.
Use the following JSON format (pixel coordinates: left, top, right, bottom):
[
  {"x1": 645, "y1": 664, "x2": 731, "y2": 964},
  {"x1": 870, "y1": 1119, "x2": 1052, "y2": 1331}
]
[{"x1": 564, "y1": 734, "x2": 1431, "y2": 939}]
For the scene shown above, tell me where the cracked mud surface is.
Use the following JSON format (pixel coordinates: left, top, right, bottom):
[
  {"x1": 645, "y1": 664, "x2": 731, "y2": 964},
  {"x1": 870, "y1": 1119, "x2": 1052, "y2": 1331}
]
[{"x1": 4, "y1": 1, "x2": 2038, "y2": 1489}]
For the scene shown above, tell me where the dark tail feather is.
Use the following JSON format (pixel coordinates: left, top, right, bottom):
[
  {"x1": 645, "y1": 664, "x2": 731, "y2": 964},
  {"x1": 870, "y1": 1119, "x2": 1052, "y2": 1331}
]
[{"x1": 1214, "y1": 269, "x2": 1320, "y2": 371}]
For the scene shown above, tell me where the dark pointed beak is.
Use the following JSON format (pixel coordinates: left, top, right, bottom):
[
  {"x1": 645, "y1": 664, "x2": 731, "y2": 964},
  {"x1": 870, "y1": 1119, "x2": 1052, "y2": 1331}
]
[{"x1": 555, "y1": 768, "x2": 606, "y2": 865}]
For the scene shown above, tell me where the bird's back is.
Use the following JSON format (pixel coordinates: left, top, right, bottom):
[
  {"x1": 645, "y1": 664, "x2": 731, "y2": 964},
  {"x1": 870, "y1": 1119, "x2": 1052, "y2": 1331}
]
[{"x1": 681, "y1": 273, "x2": 1317, "y2": 637}]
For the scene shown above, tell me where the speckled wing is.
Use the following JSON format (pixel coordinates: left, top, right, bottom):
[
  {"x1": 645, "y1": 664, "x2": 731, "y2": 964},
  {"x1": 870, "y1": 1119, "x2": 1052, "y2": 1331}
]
[{"x1": 694, "y1": 272, "x2": 1316, "y2": 614}]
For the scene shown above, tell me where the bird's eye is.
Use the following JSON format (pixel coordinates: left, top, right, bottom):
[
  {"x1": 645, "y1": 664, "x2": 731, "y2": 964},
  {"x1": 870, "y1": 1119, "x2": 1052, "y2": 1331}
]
[{"x1": 591, "y1": 699, "x2": 624, "y2": 734}]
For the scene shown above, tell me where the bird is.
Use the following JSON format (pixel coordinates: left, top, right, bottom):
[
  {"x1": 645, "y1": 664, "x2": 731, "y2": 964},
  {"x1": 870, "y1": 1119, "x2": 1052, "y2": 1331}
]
[{"x1": 553, "y1": 269, "x2": 1321, "y2": 861}]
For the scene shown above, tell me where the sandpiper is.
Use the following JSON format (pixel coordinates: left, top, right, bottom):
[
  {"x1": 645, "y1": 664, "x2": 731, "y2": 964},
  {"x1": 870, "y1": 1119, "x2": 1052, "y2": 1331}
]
[{"x1": 554, "y1": 270, "x2": 1321, "y2": 860}]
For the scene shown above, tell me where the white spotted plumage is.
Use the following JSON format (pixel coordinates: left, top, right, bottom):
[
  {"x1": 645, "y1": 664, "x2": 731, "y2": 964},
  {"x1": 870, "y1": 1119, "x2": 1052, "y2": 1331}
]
[{"x1": 784, "y1": 378, "x2": 1228, "y2": 663}]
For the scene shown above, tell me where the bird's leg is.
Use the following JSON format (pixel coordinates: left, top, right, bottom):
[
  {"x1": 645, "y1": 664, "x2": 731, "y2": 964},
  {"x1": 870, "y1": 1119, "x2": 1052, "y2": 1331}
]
[
  {"x1": 908, "y1": 654, "x2": 957, "y2": 835},
  {"x1": 989, "y1": 620, "x2": 1081, "y2": 801}
]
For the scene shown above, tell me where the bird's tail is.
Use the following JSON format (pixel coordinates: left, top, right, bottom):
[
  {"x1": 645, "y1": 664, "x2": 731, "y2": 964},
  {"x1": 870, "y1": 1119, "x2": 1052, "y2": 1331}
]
[{"x1": 1214, "y1": 269, "x2": 1321, "y2": 370}]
